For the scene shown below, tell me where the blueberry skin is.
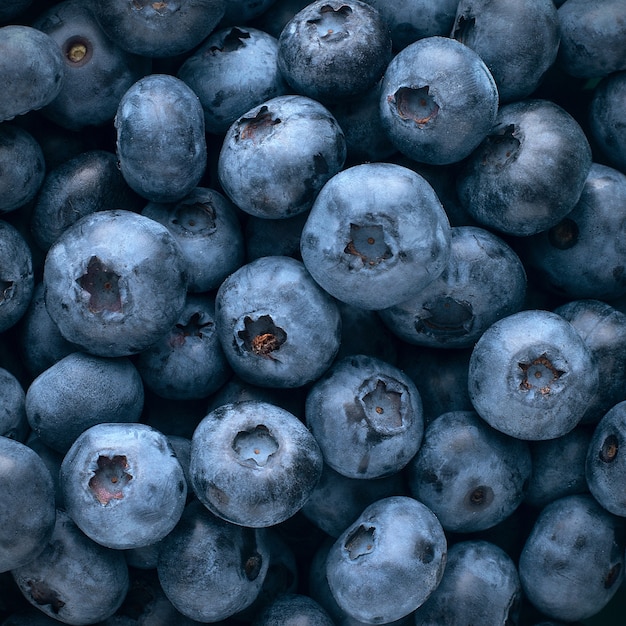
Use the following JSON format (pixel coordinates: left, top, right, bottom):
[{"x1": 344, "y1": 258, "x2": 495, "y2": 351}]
[
  {"x1": 0, "y1": 368, "x2": 27, "y2": 442},
  {"x1": 11, "y1": 509, "x2": 129, "y2": 625},
  {"x1": 0, "y1": 25, "x2": 64, "y2": 121},
  {"x1": 252, "y1": 593, "x2": 335, "y2": 626},
  {"x1": 521, "y1": 164, "x2": 626, "y2": 299},
  {"x1": 91, "y1": 0, "x2": 225, "y2": 58},
  {"x1": 33, "y1": 0, "x2": 151, "y2": 131},
  {"x1": 451, "y1": 0, "x2": 560, "y2": 103},
  {"x1": 157, "y1": 499, "x2": 270, "y2": 622},
  {"x1": 468, "y1": 309, "x2": 599, "y2": 440},
  {"x1": 413, "y1": 540, "x2": 522, "y2": 626},
  {"x1": 300, "y1": 162, "x2": 452, "y2": 310},
  {"x1": 457, "y1": 99, "x2": 592, "y2": 237},
  {"x1": 379, "y1": 226, "x2": 527, "y2": 349},
  {"x1": 190, "y1": 400, "x2": 323, "y2": 527},
  {"x1": 60, "y1": 422, "x2": 187, "y2": 550},
  {"x1": 178, "y1": 25, "x2": 288, "y2": 135},
  {"x1": 142, "y1": 187, "x2": 245, "y2": 293},
  {"x1": 277, "y1": 0, "x2": 392, "y2": 103},
  {"x1": 519, "y1": 494, "x2": 626, "y2": 622},
  {"x1": 218, "y1": 95, "x2": 346, "y2": 219},
  {"x1": 305, "y1": 354, "x2": 424, "y2": 479},
  {"x1": 407, "y1": 410, "x2": 531, "y2": 533},
  {"x1": 0, "y1": 220, "x2": 34, "y2": 334},
  {"x1": 31, "y1": 150, "x2": 140, "y2": 251},
  {"x1": 215, "y1": 255, "x2": 341, "y2": 388},
  {"x1": 135, "y1": 294, "x2": 232, "y2": 401},
  {"x1": 115, "y1": 74, "x2": 207, "y2": 203},
  {"x1": 0, "y1": 124, "x2": 45, "y2": 213},
  {"x1": 379, "y1": 36, "x2": 498, "y2": 166},
  {"x1": 43, "y1": 209, "x2": 188, "y2": 357},
  {"x1": 25, "y1": 351, "x2": 144, "y2": 454},
  {"x1": 326, "y1": 495, "x2": 447, "y2": 624}
]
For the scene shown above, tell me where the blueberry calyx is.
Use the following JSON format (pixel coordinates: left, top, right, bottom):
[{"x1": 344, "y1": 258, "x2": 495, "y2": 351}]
[
  {"x1": 391, "y1": 85, "x2": 440, "y2": 127},
  {"x1": 236, "y1": 106, "x2": 281, "y2": 142},
  {"x1": 359, "y1": 377, "x2": 408, "y2": 433},
  {"x1": 604, "y1": 563, "x2": 622, "y2": 589},
  {"x1": 237, "y1": 314, "x2": 287, "y2": 359},
  {"x1": 0, "y1": 279, "x2": 14, "y2": 303},
  {"x1": 465, "y1": 485, "x2": 494, "y2": 508},
  {"x1": 62, "y1": 36, "x2": 92, "y2": 67},
  {"x1": 77, "y1": 256, "x2": 123, "y2": 314},
  {"x1": 599, "y1": 434, "x2": 619, "y2": 463},
  {"x1": 171, "y1": 311, "x2": 213, "y2": 347},
  {"x1": 415, "y1": 296, "x2": 474, "y2": 338},
  {"x1": 26, "y1": 580, "x2": 65, "y2": 615},
  {"x1": 131, "y1": 0, "x2": 173, "y2": 14},
  {"x1": 452, "y1": 13, "x2": 476, "y2": 45},
  {"x1": 480, "y1": 124, "x2": 521, "y2": 168},
  {"x1": 210, "y1": 27, "x2": 251, "y2": 54},
  {"x1": 548, "y1": 217, "x2": 580, "y2": 250},
  {"x1": 232, "y1": 424, "x2": 279, "y2": 467},
  {"x1": 344, "y1": 223, "x2": 392, "y2": 267},
  {"x1": 171, "y1": 201, "x2": 217, "y2": 235},
  {"x1": 307, "y1": 4, "x2": 353, "y2": 42},
  {"x1": 344, "y1": 524, "x2": 376, "y2": 560},
  {"x1": 88, "y1": 454, "x2": 133, "y2": 505},
  {"x1": 517, "y1": 354, "x2": 566, "y2": 396}
]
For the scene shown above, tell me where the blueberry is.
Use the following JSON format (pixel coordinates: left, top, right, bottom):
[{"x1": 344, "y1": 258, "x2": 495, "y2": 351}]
[
  {"x1": 407, "y1": 410, "x2": 531, "y2": 533},
  {"x1": 252, "y1": 593, "x2": 335, "y2": 626},
  {"x1": 379, "y1": 36, "x2": 498, "y2": 165},
  {"x1": 413, "y1": 540, "x2": 522, "y2": 625},
  {"x1": 115, "y1": 74, "x2": 207, "y2": 203},
  {"x1": 0, "y1": 367, "x2": 27, "y2": 442},
  {"x1": 60, "y1": 422, "x2": 187, "y2": 550},
  {"x1": 378, "y1": 225, "x2": 527, "y2": 349},
  {"x1": 178, "y1": 25, "x2": 288, "y2": 135},
  {"x1": 215, "y1": 255, "x2": 341, "y2": 388},
  {"x1": 519, "y1": 494, "x2": 626, "y2": 622},
  {"x1": 325, "y1": 495, "x2": 447, "y2": 624},
  {"x1": 43, "y1": 209, "x2": 188, "y2": 357},
  {"x1": 305, "y1": 354, "x2": 424, "y2": 479},
  {"x1": 468, "y1": 309, "x2": 599, "y2": 440},
  {"x1": 190, "y1": 400, "x2": 323, "y2": 527},
  {"x1": 11, "y1": 509, "x2": 129, "y2": 625},
  {"x1": 277, "y1": 0, "x2": 392, "y2": 103},
  {"x1": 300, "y1": 162, "x2": 452, "y2": 310},
  {"x1": 0, "y1": 25, "x2": 64, "y2": 121},
  {"x1": 157, "y1": 499, "x2": 270, "y2": 622},
  {"x1": 457, "y1": 99, "x2": 592, "y2": 236},
  {"x1": 218, "y1": 94, "x2": 346, "y2": 219}
]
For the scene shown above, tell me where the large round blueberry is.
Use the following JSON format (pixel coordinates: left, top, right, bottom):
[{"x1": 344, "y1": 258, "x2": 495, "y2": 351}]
[
  {"x1": 218, "y1": 95, "x2": 346, "y2": 219},
  {"x1": 115, "y1": 74, "x2": 207, "y2": 203},
  {"x1": 60, "y1": 422, "x2": 187, "y2": 550},
  {"x1": 43, "y1": 209, "x2": 188, "y2": 357},
  {"x1": 305, "y1": 354, "x2": 424, "y2": 479},
  {"x1": 379, "y1": 36, "x2": 498, "y2": 165},
  {"x1": 215, "y1": 255, "x2": 341, "y2": 388},
  {"x1": 468, "y1": 309, "x2": 599, "y2": 440},
  {"x1": 300, "y1": 162, "x2": 452, "y2": 310},
  {"x1": 326, "y1": 495, "x2": 447, "y2": 624},
  {"x1": 190, "y1": 400, "x2": 323, "y2": 527}
]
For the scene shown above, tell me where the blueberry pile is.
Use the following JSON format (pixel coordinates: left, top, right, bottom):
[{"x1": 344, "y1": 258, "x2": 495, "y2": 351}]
[{"x1": 1, "y1": 0, "x2": 626, "y2": 624}]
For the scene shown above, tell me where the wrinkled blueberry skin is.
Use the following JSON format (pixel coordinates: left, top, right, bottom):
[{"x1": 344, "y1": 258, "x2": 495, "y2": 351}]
[
  {"x1": 178, "y1": 25, "x2": 287, "y2": 135},
  {"x1": 0, "y1": 220, "x2": 34, "y2": 334},
  {"x1": 519, "y1": 494, "x2": 626, "y2": 622},
  {"x1": 0, "y1": 437, "x2": 56, "y2": 573},
  {"x1": 190, "y1": 400, "x2": 323, "y2": 527},
  {"x1": 157, "y1": 499, "x2": 270, "y2": 622},
  {"x1": 468, "y1": 309, "x2": 599, "y2": 440},
  {"x1": 215, "y1": 255, "x2": 341, "y2": 388},
  {"x1": 451, "y1": 0, "x2": 560, "y2": 103},
  {"x1": 91, "y1": 0, "x2": 225, "y2": 58},
  {"x1": 589, "y1": 72, "x2": 626, "y2": 175},
  {"x1": 379, "y1": 226, "x2": 527, "y2": 349},
  {"x1": 253, "y1": 593, "x2": 335, "y2": 626},
  {"x1": 0, "y1": 124, "x2": 45, "y2": 213},
  {"x1": 218, "y1": 95, "x2": 346, "y2": 219},
  {"x1": 326, "y1": 496, "x2": 447, "y2": 624},
  {"x1": 11, "y1": 509, "x2": 129, "y2": 625},
  {"x1": 407, "y1": 410, "x2": 531, "y2": 533},
  {"x1": 585, "y1": 400, "x2": 626, "y2": 517},
  {"x1": 278, "y1": 0, "x2": 392, "y2": 103},
  {"x1": 521, "y1": 164, "x2": 626, "y2": 299},
  {"x1": 380, "y1": 36, "x2": 498, "y2": 165},
  {"x1": 33, "y1": 0, "x2": 151, "y2": 131},
  {"x1": 0, "y1": 25, "x2": 64, "y2": 121},
  {"x1": 115, "y1": 74, "x2": 207, "y2": 203},
  {"x1": 300, "y1": 162, "x2": 451, "y2": 310},
  {"x1": 525, "y1": 425, "x2": 592, "y2": 509},
  {"x1": 31, "y1": 150, "x2": 140, "y2": 251},
  {"x1": 305, "y1": 354, "x2": 424, "y2": 479},
  {"x1": 60, "y1": 422, "x2": 187, "y2": 550},
  {"x1": 457, "y1": 99, "x2": 592, "y2": 237},
  {"x1": 135, "y1": 294, "x2": 232, "y2": 401},
  {"x1": 142, "y1": 187, "x2": 245, "y2": 293},
  {"x1": 25, "y1": 351, "x2": 144, "y2": 453},
  {"x1": 43, "y1": 209, "x2": 188, "y2": 358},
  {"x1": 0, "y1": 368, "x2": 27, "y2": 442},
  {"x1": 413, "y1": 540, "x2": 522, "y2": 626},
  {"x1": 557, "y1": 0, "x2": 626, "y2": 79}
]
